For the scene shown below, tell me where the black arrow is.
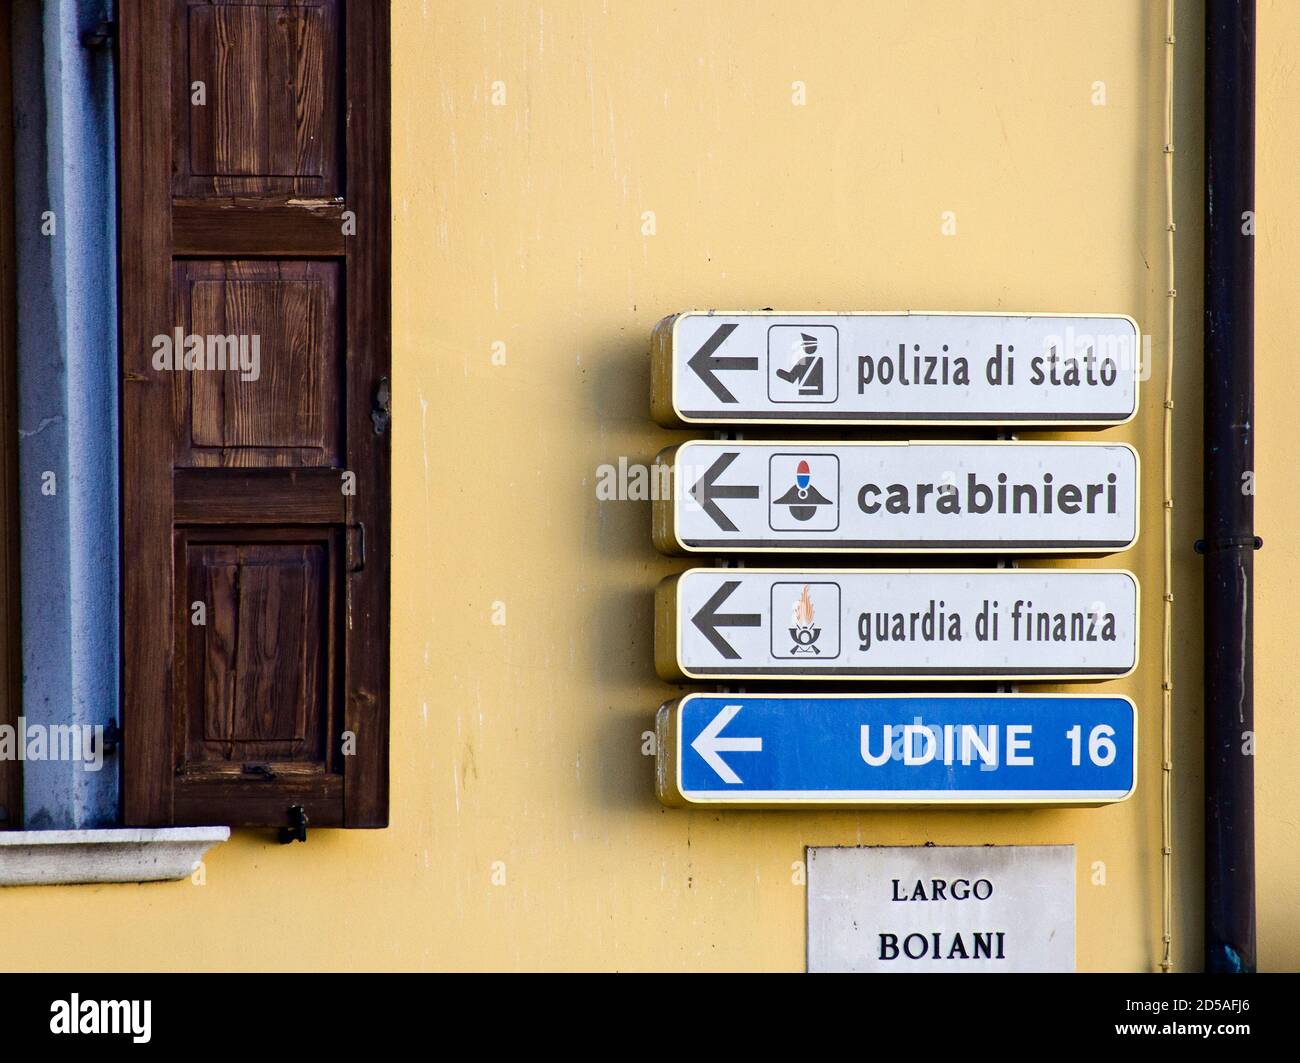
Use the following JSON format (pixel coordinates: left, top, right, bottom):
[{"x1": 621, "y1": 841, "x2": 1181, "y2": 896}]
[
  {"x1": 689, "y1": 451, "x2": 759, "y2": 532},
  {"x1": 687, "y1": 323, "x2": 757, "y2": 403},
  {"x1": 692, "y1": 580, "x2": 761, "y2": 659}
]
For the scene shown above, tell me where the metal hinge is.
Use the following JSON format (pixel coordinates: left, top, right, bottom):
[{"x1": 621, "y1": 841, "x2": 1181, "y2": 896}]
[
  {"x1": 371, "y1": 376, "x2": 391, "y2": 435},
  {"x1": 347, "y1": 521, "x2": 366, "y2": 573},
  {"x1": 81, "y1": 19, "x2": 115, "y2": 49},
  {"x1": 279, "y1": 805, "x2": 309, "y2": 844}
]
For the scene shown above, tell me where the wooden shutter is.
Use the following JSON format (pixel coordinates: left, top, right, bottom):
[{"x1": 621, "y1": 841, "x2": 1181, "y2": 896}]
[{"x1": 119, "y1": 0, "x2": 390, "y2": 828}]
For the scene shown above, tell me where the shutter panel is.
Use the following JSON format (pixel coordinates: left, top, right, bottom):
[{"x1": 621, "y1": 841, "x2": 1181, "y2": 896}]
[{"x1": 120, "y1": 0, "x2": 390, "y2": 828}]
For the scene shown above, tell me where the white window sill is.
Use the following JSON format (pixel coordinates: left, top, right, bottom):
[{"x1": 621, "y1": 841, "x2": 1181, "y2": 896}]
[{"x1": 0, "y1": 828, "x2": 230, "y2": 886}]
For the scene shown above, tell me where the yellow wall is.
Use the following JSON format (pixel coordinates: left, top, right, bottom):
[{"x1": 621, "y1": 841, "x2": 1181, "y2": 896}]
[
  {"x1": 5, "y1": 0, "x2": 1296, "y2": 972},
  {"x1": 1255, "y1": 0, "x2": 1300, "y2": 977}
]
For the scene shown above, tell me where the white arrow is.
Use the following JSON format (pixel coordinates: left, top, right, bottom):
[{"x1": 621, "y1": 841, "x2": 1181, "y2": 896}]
[{"x1": 691, "y1": 704, "x2": 762, "y2": 784}]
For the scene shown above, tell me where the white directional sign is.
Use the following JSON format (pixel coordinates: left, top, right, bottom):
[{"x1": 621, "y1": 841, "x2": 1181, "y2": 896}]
[
  {"x1": 653, "y1": 440, "x2": 1139, "y2": 554},
  {"x1": 651, "y1": 311, "x2": 1140, "y2": 426},
  {"x1": 656, "y1": 568, "x2": 1139, "y2": 680}
]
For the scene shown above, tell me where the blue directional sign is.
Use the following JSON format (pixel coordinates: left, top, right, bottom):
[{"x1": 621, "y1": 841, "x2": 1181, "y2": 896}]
[{"x1": 656, "y1": 694, "x2": 1136, "y2": 807}]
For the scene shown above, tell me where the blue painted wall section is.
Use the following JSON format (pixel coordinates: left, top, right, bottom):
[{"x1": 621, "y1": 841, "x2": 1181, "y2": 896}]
[{"x1": 12, "y1": 0, "x2": 119, "y2": 827}]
